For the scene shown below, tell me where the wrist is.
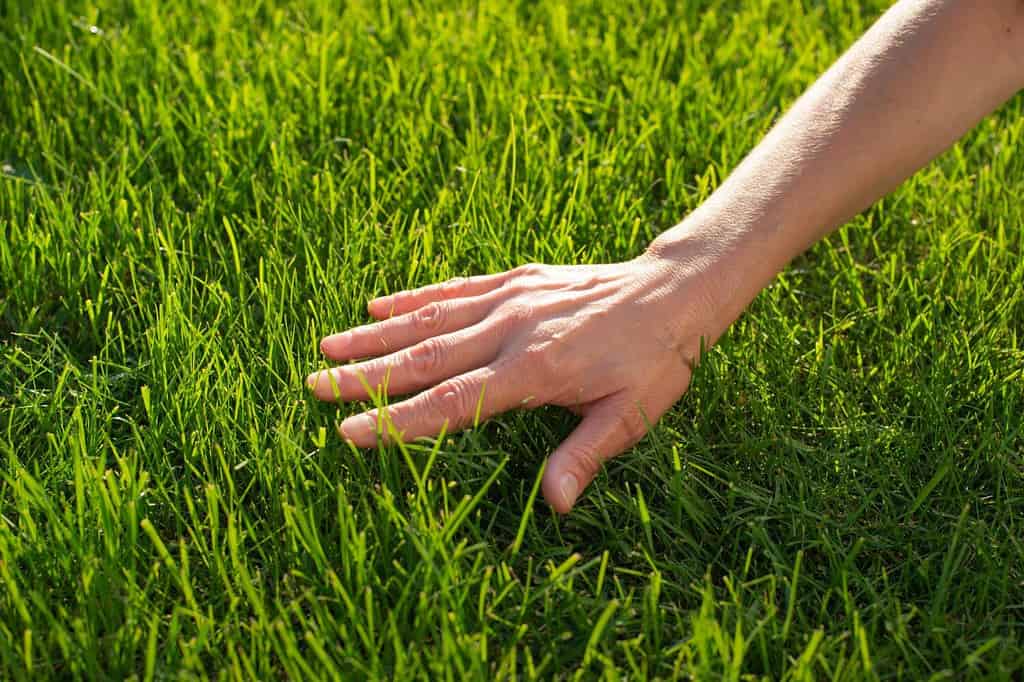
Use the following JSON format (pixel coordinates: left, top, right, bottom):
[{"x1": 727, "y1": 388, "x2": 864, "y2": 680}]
[
  {"x1": 641, "y1": 208, "x2": 792, "y2": 344},
  {"x1": 645, "y1": 217, "x2": 757, "y2": 308},
  {"x1": 632, "y1": 231, "x2": 741, "y2": 357}
]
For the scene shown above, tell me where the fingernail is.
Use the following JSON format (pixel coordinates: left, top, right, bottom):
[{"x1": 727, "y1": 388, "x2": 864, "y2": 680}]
[
  {"x1": 559, "y1": 474, "x2": 579, "y2": 508},
  {"x1": 320, "y1": 333, "x2": 349, "y2": 355},
  {"x1": 339, "y1": 413, "x2": 375, "y2": 443},
  {"x1": 305, "y1": 371, "x2": 320, "y2": 389}
]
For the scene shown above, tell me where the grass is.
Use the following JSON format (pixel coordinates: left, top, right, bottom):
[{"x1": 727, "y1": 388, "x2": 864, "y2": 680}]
[{"x1": 1, "y1": 0, "x2": 1022, "y2": 678}]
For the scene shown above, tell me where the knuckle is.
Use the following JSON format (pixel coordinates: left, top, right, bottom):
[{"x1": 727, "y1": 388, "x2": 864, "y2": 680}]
[
  {"x1": 407, "y1": 338, "x2": 444, "y2": 377},
  {"x1": 414, "y1": 301, "x2": 446, "y2": 331},
  {"x1": 567, "y1": 448, "x2": 602, "y2": 481},
  {"x1": 425, "y1": 380, "x2": 474, "y2": 429},
  {"x1": 513, "y1": 262, "x2": 541, "y2": 278},
  {"x1": 498, "y1": 281, "x2": 528, "y2": 298},
  {"x1": 617, "y1": 411, "x2": 648, "y2": 445},
  {"x1": 586, "y1": 303, "x2": 612, "y2": 322},
  {"x1": 497, "y1": 300, "x2": 533, "y2": 327},
  {"x1": 521, "y1": 342, "x2": 560, "y2": 381},
  {"x1": 442, "y1": 276, "x2": 469, "y2": 297}
]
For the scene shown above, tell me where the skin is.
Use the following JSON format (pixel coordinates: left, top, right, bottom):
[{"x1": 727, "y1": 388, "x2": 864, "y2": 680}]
[{"x1": 308, "y1": 0, "x2": 1024, "y2": 514}]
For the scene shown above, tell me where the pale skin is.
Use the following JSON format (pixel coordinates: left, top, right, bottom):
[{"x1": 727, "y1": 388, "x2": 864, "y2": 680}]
[{"x1": 308, "y1": 0, "x2": 1024, "y2": 514}]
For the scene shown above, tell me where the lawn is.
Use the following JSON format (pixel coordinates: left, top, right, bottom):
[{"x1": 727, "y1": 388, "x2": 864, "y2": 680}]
[{"x1": 2, "y1": 0, "x2": 1023, "y2": 678}]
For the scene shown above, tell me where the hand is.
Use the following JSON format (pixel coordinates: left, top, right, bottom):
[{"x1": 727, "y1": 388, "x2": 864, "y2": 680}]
[{"x1": 307, "y1": 244, "x2": 726, "y2": 513}]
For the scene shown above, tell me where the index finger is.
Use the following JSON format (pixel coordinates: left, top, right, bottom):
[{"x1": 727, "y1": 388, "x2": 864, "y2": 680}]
[{"x1": 367, "y1": 273, "x2": 509, "y2": 319}]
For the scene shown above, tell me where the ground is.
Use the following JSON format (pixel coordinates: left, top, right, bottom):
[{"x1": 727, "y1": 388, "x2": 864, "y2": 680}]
[{"x1": 1, "y1": 0, "x2": 1023, "y2": 679}]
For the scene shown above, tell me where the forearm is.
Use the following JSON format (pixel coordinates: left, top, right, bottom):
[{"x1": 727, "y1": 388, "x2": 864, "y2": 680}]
[{"x1": 650, "y1": 0, "x2": 1024, "y2": 333}]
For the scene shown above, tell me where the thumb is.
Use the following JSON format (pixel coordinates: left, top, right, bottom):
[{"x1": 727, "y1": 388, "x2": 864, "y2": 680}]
[{"x1": 542, "y1": 393, "x2": 646, "y2": 514}]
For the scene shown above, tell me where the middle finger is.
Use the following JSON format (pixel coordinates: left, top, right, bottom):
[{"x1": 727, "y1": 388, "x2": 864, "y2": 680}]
[
  {"x1": 320, "y1": 296, "x2": 493, "y2": 362},
  {"x1": 308, "y1": 320, "x2": 500, "y2": 401}
]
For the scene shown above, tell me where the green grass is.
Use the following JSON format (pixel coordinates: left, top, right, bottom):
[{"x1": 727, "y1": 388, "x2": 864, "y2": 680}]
[{"x1": 2, "y1": 0, "x2": 1023, "y2": 678}]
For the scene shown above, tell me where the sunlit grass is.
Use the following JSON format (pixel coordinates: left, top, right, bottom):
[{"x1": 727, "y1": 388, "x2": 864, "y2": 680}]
[{"x1": 1, "y1": 0, "x2": 1022, "y2": 678}]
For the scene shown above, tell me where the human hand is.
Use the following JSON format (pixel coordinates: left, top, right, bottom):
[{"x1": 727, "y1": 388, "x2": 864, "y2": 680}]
[{"x1": 307, "y1": 243, "x2": 730, "y2": 513}]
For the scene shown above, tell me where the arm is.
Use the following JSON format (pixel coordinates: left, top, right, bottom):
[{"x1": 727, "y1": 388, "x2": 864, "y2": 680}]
[
  {"x1": 648, "y1": 0, "x2": 1024, "y2": 334},
  {"x1": 308, "y1": 0, "x2": 1024, "y2": 514}
]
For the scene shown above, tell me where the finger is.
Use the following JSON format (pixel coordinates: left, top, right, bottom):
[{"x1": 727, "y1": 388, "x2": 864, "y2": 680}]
[
  {"x1": 308, "y1": 322, "x2": 500, "y2": 402},
  {"x1": 320, "y1": 295, "x2": 493, "y2": 361},
  {"x1": 541, "y1": 393, "x2": 649, "y2": 514},
  {"x1": 367, "y1": 273, "x2": 509, "y2": 319},
  {"x1": 337, "y1": 361, "x2": 533, "y2": 447}
]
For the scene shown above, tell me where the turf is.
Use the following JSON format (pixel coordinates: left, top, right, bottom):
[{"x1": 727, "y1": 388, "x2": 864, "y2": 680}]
[{"x1": 1, "y1": 0, "x2": 1023, "y2": 678}]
